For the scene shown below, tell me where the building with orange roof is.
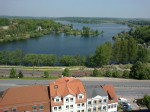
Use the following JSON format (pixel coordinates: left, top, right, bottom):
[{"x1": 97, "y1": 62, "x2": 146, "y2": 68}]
[
  {"x1": 0, "y1": 77, "x2": 118, "y2": 112},
  {"x1": 49, "y1": 76, "x2": 87, "y2": 112},
  {"x1": 0, "y1": 85, "x2": 50, "y2": 112},
  {"x1": 102, "y1": 85, "x2": 118, "y2": 112}
]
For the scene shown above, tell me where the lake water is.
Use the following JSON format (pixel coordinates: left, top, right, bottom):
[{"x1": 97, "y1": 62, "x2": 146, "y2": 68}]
[{"x1": 0, "y1": 21, "x2": 130, "y2": 56}]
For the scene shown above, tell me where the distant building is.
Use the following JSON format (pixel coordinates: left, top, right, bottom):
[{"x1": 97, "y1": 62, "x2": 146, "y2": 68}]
[
  {"x1": 0, "y1": 85, "x2": 50, "y2": 112},
  {"x1": 0, "y1": 77, "x2": 118, "y2": 112}
]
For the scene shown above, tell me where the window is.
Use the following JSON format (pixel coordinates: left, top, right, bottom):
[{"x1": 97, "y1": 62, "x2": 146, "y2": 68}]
[
  {"x1": 54, "y1": 85, "x2": 58, "y2": 88},
  {"x1": 77, "y1": 110, "x2": 80, "y2": 112},
  {"x1": 66, "y1": 98, "x2": 69, "y2": 102},
  {"x1": 103, "y1": 99, "x2": 107, "y2": 103},
  {"x1": 98, "y1": 107, "x2": 101, "y2": 112},
  {"x1": 88, "y1": 101, "x2": 91, "y2": 105},
  {"x1": 3, "y1": 109, "x2": 9, "y2": 112},
  {"x1": 88, "y1": 108, "x2": 91, "y2": 112},
  {"x1": 39, "y1": 105, "x2": 44, "y2": 110},
  {"x1": 54, "y1": 107, "x2": 57, "y2": 111},
  {"x1": 70, "y1": 105, "x2": 73, "y2": 109},
  {"x1": 93, "y1": 107, "x2": 96, "y2": 112},
  {"x1": 70, "y1": 98, "x2": 73, "y2": 102},
  {"x1": 81, "y1": 110, "x2": 84, "y2": 112},
  {"x1": 99, "y1": 100, "x2": 101, "y2": 103},
  {"x1": 82, "y1": 103, "x2": 84, "y2": 107},
  {"x1": 94, "y1": 100, "x2": 97, "y2": 104},
  {"x1": 111, "y1": 104, "x2": 113, "y2": 108},
  {"x1": 58, "y1": 106, "x2": 61, "y2": 110},
  {"x1": 56, "y1": 99, "x2": 59, "y2": 102},
  {"x1": 66, "y1": 105, "x2": 69, "y2": 109},
  {"x1": 108, "y1": 105, "x2": 111, "y2": 109},
  {"x1": 77, "y1": 104, "x2": 80, "y2": 108},
  {"x1": 114, "y1": 104, "x2": 117, "y2": 108},
  {"x1": 33, "y1": 105, "x2": 37, "y2": 111},
  {"x1": 103, "y1": 106, "x2": 106, "y2": 110},
  {"x1": 79, "y1": 95, "x2": 82, "y2": 99},
  {"x1": 12, "y1": 107, "x2": 17, "y2": 112}
]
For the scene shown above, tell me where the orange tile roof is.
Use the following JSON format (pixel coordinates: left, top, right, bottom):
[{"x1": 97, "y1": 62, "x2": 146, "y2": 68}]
[
  {"x1": 101, "y1": 85, "x2": 118, "y2": 104},
  {"x1": 49, "y1": 77, "x2": 86, "y2": 106},
  {"x1": 0, "y1": 85, "x2": 50, "y2": 108}
]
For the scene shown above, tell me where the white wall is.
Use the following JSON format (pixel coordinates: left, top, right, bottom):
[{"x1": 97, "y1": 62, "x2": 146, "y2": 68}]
[{"x1": 107, "y1": 103, "x2": 118, "y2": 112}]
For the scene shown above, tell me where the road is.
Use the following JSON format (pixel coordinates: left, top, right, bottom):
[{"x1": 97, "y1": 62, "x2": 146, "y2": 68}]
[{"x1": 0, "y1": 77, "x2": 150, "y2": 110}]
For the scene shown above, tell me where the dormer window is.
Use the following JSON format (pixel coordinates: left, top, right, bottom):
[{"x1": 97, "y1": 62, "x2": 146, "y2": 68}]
[
  {"x1": 79, "y1": 96, "x2": 82, "y2": 99},
  {"x1": 3, "y1": 109, "x2": 9, "y2": 112},
  {"x1": 56, "y1": 99, "x2": 59, "y2": 102},
  {"x1": 39, "y1": 105, "x2": 44, "y2": 110},
  {"x1": 12, "y1": 107, "x2": 17, "y2": 112},
  {"x1": 33, "y1": 105, "x2": 37, "y2": 111},
  {"x1": 54, "y1": 85, "x2": 58, "y2": 89}
]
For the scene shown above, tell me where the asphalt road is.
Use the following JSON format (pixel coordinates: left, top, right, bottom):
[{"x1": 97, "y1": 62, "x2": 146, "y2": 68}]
[{"x1": 0, "y1": 77, "x2": 150, "y2": 97}]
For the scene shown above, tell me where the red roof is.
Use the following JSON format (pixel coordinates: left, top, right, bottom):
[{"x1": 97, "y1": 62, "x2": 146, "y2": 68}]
[
  {"x1": 0, "y1": 85, "x2": 50, "y2": 108},
  {"x1": 49, "y1": 77, "x2": 86, "y2": 106},
  {"x1": 101, "y1": 85, "x2": 118, "y2": 104}
]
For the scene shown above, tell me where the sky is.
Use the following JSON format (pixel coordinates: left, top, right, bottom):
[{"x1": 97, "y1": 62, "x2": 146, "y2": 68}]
[{"x1": 0, "y1": 0, "x2": 150, "y2": 18}]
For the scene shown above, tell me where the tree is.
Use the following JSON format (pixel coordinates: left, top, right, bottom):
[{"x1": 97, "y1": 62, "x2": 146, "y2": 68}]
[
  {"x1": 44, "y1": 71, "x2": 50, "y2": 78},
  {"x1": 92, "y1": 68, "x2": 99, "y2": 77},
  {"x1": 60, "y1": 55, "x2": 76, "y2": 66},
  {"x1": 130, "y1": 61, "x2": 148, "y2": 79},
  {"x1": 105, "y1": 69, "x2": 112, "y2": 77},
  {"x1": 9, "y1": 68, "x2": 16, "y2": 78},
  {"x1": 143, "y1": 94, "x2": 150, "y2": 109},
  {"x1": 94, "y1": 42, "x2": 112, "y2": 66},
  {"x1": 23, "y1": 54, "x2": 38, "y2": 66},
  {"x1": 18, "y1": 71, "x2": 23, "y2": 78},
  {"x1": 62, "y1": 68, "x2": 70, "y2": 77},
  {"x1": 122, "y1": 70, "x2": 130, "y2": 78},
  {"x1": 112, "y1": 70, "x2": 120, "y2": 78},
  {"x1": 82, "y1": 26, "x2": 90, "y2": 37},
  {"x1": 137, "y1": 45, "x2": 150, "y2": 63},
  {"x1": 128, "y1": 37, "x2": 138, "y2": 63}
]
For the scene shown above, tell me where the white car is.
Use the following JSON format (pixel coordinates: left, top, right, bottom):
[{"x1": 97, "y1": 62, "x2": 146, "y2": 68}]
[{"x1": 118, "y1": 97, "x2": 127, "y2": 103}]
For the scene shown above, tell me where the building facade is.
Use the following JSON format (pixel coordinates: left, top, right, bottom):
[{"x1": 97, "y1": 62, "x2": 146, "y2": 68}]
[{"x1": 0, "y1": 77, "x2": 118, "y2": 112}]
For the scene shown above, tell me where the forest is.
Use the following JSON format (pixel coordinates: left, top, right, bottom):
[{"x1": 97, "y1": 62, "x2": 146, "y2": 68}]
[{"x1": 0, "y1": 18, "x2": 102, "y2": 42}]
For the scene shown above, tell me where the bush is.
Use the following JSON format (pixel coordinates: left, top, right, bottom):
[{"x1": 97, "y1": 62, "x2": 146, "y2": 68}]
[
  {"x1": 92, "y1": 68, "x2": 99, "y2": 77},
  {"x1": 143, "y1": 94, "x2": 150, "y2": 109},
  {"x1": 105, "y1": 70, "x2": 112, "y2": 77},
  {"x1": 112, "y1": 70, "x2": 120, "y2": 78},
  {"x1": 9, "y1": 68, "x2": 16, "y2": 78},
  {"x1": 62, "y1": 68, "x2": 70, "y2": 77},
  {"x1": 122, "y1": 70, "x2": 130, "y2": 78},
  {"x1": 44, "y1": 71, "x2": 50, "y2": 78},
  {"x1": 18, "y1": 71, "x2": 23, "y2": 78}
]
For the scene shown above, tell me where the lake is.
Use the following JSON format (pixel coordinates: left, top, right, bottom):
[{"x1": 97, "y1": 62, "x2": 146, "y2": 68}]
[{"x1": 0, "y1": 21, "x2": 130, "y2": 56}]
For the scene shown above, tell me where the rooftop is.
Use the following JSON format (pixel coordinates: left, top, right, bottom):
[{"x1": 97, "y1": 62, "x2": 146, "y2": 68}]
[
  {"x1": 0, "y1": 85, "x2": 50, "y2": 107},
  {"x1": 102, "y1": 85, "x2": 118, "y2": 104},
  {"x1": 84, "y1": 85, "x2": 107, "y2": 98}
]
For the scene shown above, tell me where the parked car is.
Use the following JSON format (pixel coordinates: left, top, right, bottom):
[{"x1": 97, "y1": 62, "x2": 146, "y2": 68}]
[{"x1": 118, "y1": 97, "x2": 127, "y2": 102}]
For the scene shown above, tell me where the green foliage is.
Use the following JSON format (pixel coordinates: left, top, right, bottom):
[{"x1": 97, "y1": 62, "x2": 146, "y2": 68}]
[
  {"x1": 44, "y1": 70, "x2": 50, "y2": 78},
  {"x1": 143, "y1": 94, "x2": 150, "y2": 109},
  {"x1": 94, "y1": 42, "x2": 112, "y2": 66},
  {"x1": 112, "y1": 70, "x2": 120, "y2": 78},
  {"x1": 82, "y1": 26, "x2": 90, "y2": 37},
  {"x1": 92, "y1": 68, "x2": 99, "y2": 77},
  {"x1": 0, "y1": 18, "x2": 9, "y2": 26},
  {"x1": 105, "y1": 69, "x2": 112, "y2": 77},
  {"x1": 130, "y1": 61, "x2": 150, "y2": 79},
  {"x1": 122, "y1": 70, "x2": 130, "y2": 78},
  {"x1": 23, "y1": 54, "x2": 38, "y2": 66},
  {"x1": 137, "y1": 45, "x2": 150, "y2": 63},
  {"x1": 62, "y1": 68, "x2": 70, "y2": 77},
  {"x1": 18, "y1": 71, "x2": 23, "y2": 78},
  {"x1": 9, "y1": 68, "x2": 17, "y2": 78},
  {"x1": 60, "y1": 55, "x2": 76, "y2": 66}
]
